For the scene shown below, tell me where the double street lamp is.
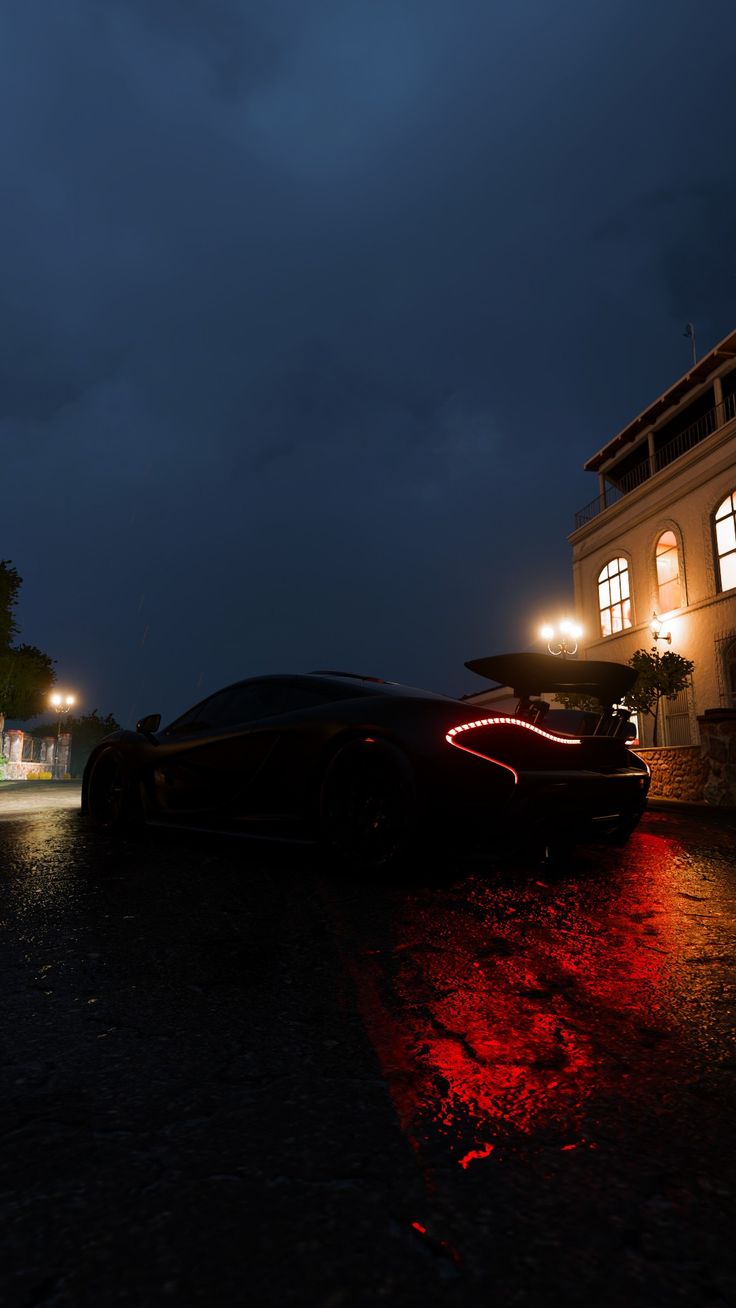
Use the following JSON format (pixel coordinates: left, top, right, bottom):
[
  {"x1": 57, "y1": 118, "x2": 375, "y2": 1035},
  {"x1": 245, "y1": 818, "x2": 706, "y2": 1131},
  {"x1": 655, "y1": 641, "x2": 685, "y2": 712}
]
[
  {"x1": 50, "y1": 693, "x2": 75, "y2": 776},
  {"x1": 50, "y1": 692, "x2": 75, "y2": 736},
  {"x1": 539, "y1": 619, "x2": 583, "y2": 657}
]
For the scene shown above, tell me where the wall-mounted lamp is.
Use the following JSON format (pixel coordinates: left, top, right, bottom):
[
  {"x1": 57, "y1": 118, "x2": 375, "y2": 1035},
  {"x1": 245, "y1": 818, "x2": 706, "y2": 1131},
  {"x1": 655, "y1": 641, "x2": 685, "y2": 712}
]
[{"x1": 650, "y1": 612, "x2": 671, "y2": 644}]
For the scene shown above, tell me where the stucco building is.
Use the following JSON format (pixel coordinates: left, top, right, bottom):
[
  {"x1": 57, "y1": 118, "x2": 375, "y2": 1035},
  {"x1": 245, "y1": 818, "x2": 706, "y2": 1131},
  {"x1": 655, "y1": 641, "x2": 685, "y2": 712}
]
[{"x1": 569, "y1": 328, "x2": 736, "y2": 746}]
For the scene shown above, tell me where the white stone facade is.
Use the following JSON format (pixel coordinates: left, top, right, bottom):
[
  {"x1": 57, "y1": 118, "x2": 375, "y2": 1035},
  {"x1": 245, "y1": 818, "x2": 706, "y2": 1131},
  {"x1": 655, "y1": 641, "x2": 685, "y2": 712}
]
[{"x1": 569, "y1": 331, "x2": 736, "y2": 746}]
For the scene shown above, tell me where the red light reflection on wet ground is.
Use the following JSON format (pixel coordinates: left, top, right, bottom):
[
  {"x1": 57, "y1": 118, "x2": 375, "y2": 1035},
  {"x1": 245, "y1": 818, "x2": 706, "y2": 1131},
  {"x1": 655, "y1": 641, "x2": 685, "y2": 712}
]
[{"x1": 324, "y1": 827, "x2": 687, "y2": 1171}]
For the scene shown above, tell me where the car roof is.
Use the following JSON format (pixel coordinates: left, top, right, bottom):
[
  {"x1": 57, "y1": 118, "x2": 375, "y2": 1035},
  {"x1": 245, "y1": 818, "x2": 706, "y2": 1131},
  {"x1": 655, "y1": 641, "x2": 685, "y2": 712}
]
[
  {"x1": 161, "y1": 672, "x2": 462, "y2": 734},
  {"x1": 189, "y1": 671, "x2": 459, "y2": 705},
  {"x1": 304, "y1": 671, "x2": 461, "y2": 702}
]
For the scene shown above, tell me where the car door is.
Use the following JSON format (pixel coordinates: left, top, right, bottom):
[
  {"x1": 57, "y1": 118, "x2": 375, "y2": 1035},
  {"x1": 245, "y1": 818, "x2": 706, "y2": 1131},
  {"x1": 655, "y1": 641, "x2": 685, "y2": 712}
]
[
  {"x1": 233, "y1": 679, "x2": 352, "y2": 822},
  {"x1": 152, "y1": 682, "x2": 281, "y2": 821}
]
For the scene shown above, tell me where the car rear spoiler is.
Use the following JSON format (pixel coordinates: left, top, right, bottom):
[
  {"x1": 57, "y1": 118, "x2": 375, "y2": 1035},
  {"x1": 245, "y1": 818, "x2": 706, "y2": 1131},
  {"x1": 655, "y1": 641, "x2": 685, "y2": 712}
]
[{"x1": 465, "y1": 652, "x2": 637, "y2": 708}]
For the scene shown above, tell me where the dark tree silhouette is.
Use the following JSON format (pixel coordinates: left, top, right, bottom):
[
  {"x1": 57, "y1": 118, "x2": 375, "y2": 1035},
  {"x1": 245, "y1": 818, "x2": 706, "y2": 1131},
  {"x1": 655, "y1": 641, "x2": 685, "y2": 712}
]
[
  {"x1": 622, "y1": 646, "x2": 695, "y2": 747},
  {"x1": 0, "y1": 561, "x2": 57, "y2": 730}
]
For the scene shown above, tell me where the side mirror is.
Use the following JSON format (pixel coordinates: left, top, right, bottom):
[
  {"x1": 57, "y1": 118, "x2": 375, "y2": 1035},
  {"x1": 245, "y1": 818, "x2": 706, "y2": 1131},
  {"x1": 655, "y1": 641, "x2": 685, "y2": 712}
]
[{"x1": 136, "y1": 713, "x2": 161, "y2": 735}]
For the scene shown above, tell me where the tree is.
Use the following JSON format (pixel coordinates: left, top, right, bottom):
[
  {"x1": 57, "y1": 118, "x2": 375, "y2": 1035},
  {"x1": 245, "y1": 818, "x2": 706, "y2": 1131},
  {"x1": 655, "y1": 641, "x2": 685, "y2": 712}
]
[
  {"x1": 0, "y1": 560, "x2": 21, "y2": 649},
  {"x1": 0, "y1": 561, "x2": 57, "y2": 730},
  {"x1": 622, "y1": 646, "x2": 695, "y2": 747},
  {"x1": 30, "y1": 710, "x2": 121, "y2": 777},
  {"x1": 554, "y1": 690, "x2": 605, "y2": 714},
  {"x1": 0, "y1": 645, "x2": 57, "y2": 723}
]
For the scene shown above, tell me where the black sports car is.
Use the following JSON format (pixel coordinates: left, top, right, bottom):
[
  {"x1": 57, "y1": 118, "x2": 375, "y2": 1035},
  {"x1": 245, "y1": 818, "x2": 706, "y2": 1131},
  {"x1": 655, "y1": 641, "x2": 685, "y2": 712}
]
[{"x1": 81, "y1": 656, "x2": 650, "y2": 868}]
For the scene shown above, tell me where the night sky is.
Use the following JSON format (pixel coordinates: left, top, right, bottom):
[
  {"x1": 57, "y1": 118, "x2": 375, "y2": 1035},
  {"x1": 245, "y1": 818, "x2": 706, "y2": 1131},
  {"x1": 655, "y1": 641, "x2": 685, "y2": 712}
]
[{"x1": 4, "y1": 1, "x2": 736, "y2": 726}]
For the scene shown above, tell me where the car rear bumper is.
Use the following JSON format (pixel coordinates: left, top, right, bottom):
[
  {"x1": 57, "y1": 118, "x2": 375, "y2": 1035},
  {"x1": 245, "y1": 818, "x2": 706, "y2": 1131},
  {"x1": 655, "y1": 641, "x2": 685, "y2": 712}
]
[{"x1": 449, "y1": 768, "x2": 650, "y2": 854}]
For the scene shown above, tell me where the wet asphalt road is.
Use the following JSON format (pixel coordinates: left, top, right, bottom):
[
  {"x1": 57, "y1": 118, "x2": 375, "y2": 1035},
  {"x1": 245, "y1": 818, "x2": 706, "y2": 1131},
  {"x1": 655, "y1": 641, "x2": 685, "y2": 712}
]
[{"x1": 1, "y1": 785, "x2": 736, "y2": 1307}]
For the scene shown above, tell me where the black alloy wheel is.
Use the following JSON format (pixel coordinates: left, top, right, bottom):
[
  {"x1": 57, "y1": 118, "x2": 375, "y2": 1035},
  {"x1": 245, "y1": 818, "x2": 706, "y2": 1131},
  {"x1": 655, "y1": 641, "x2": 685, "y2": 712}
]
[
  {"x1": 320, "y1": 738, "x2": 418, "y2": 872},
  {"x1": 87, "y1": 749, "x2": 142, "y2": 833}
]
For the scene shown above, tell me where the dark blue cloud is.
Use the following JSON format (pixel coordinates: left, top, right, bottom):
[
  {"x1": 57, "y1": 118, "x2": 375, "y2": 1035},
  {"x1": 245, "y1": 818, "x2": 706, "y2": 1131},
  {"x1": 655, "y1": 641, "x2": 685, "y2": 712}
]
[{"x1": 2, "y1": 0, "x2": 735, "y2": 721}]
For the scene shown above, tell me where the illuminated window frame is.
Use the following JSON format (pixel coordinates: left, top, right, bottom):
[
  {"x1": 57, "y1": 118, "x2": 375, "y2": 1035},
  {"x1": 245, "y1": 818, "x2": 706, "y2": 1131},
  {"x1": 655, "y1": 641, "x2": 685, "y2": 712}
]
[
  {"x1": 715, "y1": 491, "x2": 736, "y2": 593},
  {"x1": 597, "y1": 558, "x2": 632, "y2": 638},
  {"x1": 655, "y1": 530, "x2": 682, "y2": 613}
]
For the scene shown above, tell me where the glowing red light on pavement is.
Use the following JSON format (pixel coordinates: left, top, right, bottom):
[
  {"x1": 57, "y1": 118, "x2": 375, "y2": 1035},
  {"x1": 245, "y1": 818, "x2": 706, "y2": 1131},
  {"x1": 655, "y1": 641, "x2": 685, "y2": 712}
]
[
  {"x1": 409, "y1": 1220, "x2": 463, "y2": 1265},
  {"x1": 459, "y1": 1142, "x2": 495, "y2": 1168}
]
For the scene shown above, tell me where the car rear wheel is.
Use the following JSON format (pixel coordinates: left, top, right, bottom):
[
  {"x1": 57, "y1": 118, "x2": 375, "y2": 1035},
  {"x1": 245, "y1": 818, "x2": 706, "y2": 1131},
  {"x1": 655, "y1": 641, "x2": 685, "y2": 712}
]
[
  {"x1": 320, "y1": 738, "x2": 418, "y2": 872},
  {"x1": 86, "y1": 749, "x2": 143, "y2": 833}
]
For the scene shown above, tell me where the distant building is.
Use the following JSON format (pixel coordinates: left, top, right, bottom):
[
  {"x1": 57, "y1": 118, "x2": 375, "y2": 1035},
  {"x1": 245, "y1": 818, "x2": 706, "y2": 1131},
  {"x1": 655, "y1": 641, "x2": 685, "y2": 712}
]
[{"x1": 569, "y1": 328, "x2": 736, "y2": 745}]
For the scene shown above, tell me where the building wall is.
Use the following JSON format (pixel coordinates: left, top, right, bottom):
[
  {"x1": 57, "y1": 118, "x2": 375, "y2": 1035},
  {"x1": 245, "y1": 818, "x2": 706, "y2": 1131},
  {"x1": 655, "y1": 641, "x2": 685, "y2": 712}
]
[
  {"x1": 698, "y1": 710, "x2": 736, "y2": 807},
  {"x1": 569, "y1": 414, "x2": 736, "y2": 741},
  {"x1": 635, "y1": 746, "x2": 705, "y2": 801}
]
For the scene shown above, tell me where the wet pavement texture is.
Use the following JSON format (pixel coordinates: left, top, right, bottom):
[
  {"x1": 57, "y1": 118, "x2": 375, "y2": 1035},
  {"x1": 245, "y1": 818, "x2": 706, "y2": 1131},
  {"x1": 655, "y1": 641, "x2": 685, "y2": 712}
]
[{"x1": 1, "y1": 785, "x2": 736, "y2": 1306}]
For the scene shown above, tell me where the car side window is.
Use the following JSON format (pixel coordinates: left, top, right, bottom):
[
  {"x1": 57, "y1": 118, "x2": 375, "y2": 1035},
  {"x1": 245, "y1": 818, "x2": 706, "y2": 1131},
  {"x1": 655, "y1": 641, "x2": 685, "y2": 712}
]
[
  {"x1": 266, "y1": 682, "x2": 348, "y2": 714},
  {"x1": 211, "y1": 685, "x2": 268, "y2": 726},
  {"x1": 164, "y1": 689, "x2": 236, "y2": 734},
  {"x1": 163, "y1": 678, "x2": 352, "y2": 735}
]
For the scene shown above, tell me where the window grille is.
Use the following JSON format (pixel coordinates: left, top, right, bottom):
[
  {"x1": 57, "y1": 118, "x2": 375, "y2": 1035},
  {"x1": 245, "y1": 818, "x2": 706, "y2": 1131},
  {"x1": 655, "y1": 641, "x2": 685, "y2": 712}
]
[
  {"x1": 662, "y1": 689, "x2": 692, "y2": 746},
  {"x1": 597, "y1": 558, "x2": 632, "y2": 637}
]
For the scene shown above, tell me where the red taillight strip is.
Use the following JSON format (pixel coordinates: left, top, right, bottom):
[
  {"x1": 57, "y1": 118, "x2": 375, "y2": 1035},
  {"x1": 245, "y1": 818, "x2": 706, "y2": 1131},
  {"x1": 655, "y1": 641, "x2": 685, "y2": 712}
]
[
  {"x1": 446, "y1": 717, "x2": 582, "y2": 746},
  {"x1": 445, "y1": 717, "x2": 582, "y2": 782},
  {"x1": 447, "y1": 738, "x2": 519, "y2": 782}
]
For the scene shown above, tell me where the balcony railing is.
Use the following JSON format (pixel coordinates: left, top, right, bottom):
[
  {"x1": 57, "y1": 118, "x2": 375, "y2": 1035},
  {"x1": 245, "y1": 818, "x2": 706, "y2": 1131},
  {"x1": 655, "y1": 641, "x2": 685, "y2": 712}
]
[{"x1": 574, "y1": 395, "x2": 736, "y2": 529}]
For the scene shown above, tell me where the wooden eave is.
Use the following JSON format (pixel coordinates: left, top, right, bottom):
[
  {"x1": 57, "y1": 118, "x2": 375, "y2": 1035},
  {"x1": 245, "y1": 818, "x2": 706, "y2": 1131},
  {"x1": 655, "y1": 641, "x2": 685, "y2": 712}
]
[{"x1": 584, "y1": 329, "x2": 736, "y2": 474}]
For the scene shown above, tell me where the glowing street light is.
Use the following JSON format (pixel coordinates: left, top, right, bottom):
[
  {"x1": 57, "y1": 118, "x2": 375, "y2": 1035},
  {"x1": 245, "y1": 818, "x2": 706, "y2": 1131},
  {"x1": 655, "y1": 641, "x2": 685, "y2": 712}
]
[
  {"x1": 539, "y1": 619, "x2": 583, "y2": 657},
  {"x1": 49, "y1": 692, "x2": 75, "y2": 776},
  {"x1": 50, "y1": 691, "x2": 75, "y2": 739},
  {"x1": 50, "y1": 691, "x2": 75, "y2": 720}
]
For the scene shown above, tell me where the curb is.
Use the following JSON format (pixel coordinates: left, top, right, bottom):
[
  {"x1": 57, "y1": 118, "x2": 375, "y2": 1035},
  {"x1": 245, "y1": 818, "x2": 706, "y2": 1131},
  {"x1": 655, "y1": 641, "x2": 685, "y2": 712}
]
[
  {"x1": 0, "y1": 780, "x2": 80, "y2": 791},
  {"x1": 647, "y1": 796, "x2": 736, "y2": 816}
]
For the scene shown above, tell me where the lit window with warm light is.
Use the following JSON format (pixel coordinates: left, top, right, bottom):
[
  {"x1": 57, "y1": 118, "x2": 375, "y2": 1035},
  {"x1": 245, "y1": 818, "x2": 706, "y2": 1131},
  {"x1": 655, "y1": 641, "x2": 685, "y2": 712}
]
[
  {"x1": 715, "y1": 491, "x2": 736, "y2": 592},
  {"x1": 655, "y1": 530, "x2": 681, "y2": 612},
  {"x1": 597, "y1": 558, "x2": 632, "y2": 637}
]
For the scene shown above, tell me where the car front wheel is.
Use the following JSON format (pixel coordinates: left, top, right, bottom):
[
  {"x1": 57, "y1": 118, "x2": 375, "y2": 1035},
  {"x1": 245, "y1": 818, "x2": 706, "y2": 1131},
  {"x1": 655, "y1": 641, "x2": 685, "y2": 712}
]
[{"x1": 86, "y1": 749, "x2": 143, "y2": 833}]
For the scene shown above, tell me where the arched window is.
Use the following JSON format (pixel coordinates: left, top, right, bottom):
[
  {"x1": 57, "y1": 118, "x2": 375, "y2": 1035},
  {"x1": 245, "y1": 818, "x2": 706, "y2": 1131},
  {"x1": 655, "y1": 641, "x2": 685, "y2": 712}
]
[
  {"x1": 598, "y1": 558, "x2": 632, "y2": 637},
  {"x1": 655, "y1": 530, "x2": 681, "y2": 612},
  {"x1": 715, "y1": 491, "x2": 736, "y2": 592}
]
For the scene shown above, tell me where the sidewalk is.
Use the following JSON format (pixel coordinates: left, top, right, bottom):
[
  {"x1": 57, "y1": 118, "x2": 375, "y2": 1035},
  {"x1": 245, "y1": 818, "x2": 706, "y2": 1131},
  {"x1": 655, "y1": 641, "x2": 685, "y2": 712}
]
[
  {"x1": 647, "y1": 794, "x2": 736, "y2": 819},
  {"x1": 0, "y1": 780, "x2": 80, "y2": 791},
  {"x1": 647, "y1": 794, "x2": 708, "y2": 811}
]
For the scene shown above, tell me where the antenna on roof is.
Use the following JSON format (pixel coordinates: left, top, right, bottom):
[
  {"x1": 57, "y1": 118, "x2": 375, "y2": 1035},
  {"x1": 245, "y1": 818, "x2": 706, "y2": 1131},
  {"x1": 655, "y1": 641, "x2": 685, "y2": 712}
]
[{"x1": 684, "y1": 322, "x2": 697, "y2": 368}]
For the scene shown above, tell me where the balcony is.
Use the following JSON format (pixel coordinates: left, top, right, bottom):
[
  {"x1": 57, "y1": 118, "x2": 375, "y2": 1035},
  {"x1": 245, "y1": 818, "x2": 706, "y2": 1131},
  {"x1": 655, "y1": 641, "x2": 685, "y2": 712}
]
[{"x1": 574, "y1": 392, "x2": 736, "y2": 530}]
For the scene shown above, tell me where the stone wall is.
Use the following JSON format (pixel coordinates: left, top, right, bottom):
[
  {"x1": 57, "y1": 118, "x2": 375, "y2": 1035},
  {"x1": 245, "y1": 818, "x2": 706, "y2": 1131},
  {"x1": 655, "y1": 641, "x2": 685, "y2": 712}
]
[
  {"x1": 634, "y1": 745, "x2": 706, "y2": 802},
  {"x1": 1, "y1": 730, "x2": 71, "y2": 780},
  {"x1": 697, "y1": 709, "x2": 736, "y2": 808}
]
